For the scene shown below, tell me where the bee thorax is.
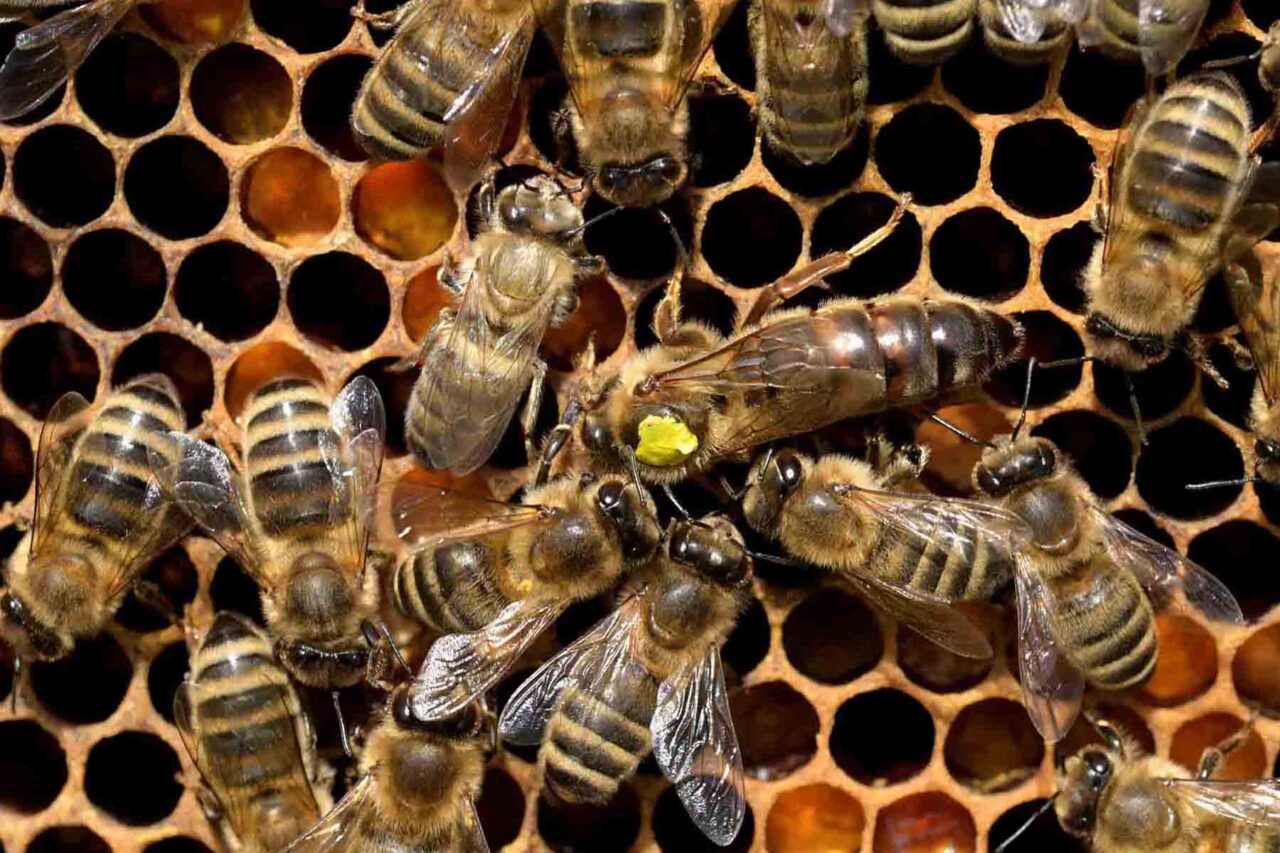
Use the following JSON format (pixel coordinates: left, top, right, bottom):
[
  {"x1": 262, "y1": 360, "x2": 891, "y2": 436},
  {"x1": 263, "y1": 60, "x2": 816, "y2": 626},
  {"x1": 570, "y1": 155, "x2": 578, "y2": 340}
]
[{"x1": 1101, "y1": 778, "x2": 1182, "y2": 847}]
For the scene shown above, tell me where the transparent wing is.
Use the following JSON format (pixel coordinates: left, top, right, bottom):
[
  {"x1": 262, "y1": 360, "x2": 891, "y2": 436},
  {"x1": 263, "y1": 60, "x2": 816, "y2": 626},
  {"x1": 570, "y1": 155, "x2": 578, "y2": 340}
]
[
  {"x1": 1014, "y1": 559, "x2": 1084, "y2": 742},
  {"x1": 1137, "y1": 0, "x2": 1209, "y2": 76},
  {"x1": 1163, "y1": 778, "x2": 1280, "y2": 827},
  {"x1": 652, "y1": 648, "x2": 745, "y2": 847},
  {"x1": 1228, "y1": 252, "x2": 1280, "y2": 405},
  {"x1": 0, "y1": 0, "x2": 133, "y2": 120},
  {"x1": 459, "y1": 798, "x2": 492, "y2": 853},
  {"x1": 411, "y1": 597, "x2": 564, "y2": 720},
  {"x1": 327, "y1": 376, "x2": 386, "y2": 562},
  {"x1": 843, "y1": 571, "x2": 993, "y2": 659},
  {"x1": 995, "y1": 0, "x2": 1086, "y2": 43},
  {"x1": 30, "y1": 391, "x2": 91, "y2": 555},
  {"x1": 499, "y1": 596, "x2": 645, "y2": 745},
  {"x1": 285, "y1": 774, "x2": 376, "y2": 853},
  {"x1": 388, "y1": 481, "x2": 556, "y2": 548},
  {"x1": 821, "y1": 0, "x2": 867, "y2": 37},
  {"x1": 1092, "y1": 506, "x2": 1244, "y2": 625}
]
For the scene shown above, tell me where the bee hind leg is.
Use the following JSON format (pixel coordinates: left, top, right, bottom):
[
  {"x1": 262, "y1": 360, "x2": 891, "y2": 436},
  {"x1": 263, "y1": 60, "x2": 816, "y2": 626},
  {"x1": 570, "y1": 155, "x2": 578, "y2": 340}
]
[{"x1": 523, "y1": 359, "x2": 550, "y2": 469}]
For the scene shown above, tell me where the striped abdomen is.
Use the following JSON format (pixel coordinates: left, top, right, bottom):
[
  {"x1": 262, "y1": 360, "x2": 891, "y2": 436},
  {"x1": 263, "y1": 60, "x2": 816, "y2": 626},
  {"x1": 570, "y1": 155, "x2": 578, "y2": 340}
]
[
  {"x1": 243, "y1": 378, "x2": 345, "y2": 536},
  {"x1": 870, "y1": 0, "x2": 975, "y2": 64},
  {"x1": 869, "y1": 513, "x2": 1014, "y2": 601},
  {"x1": 541, "y1": 657, "x2": 657, "y2": 804},
  {"x1": 977, "y1": 0, "x2": 1070, "y2": 64},
  {"x1": 1050, "y1": 559, "x2": 1156, "y2": 690},
  {"x1": 568, "y1": 0, "x2": 673, "y2": 66},
  {"x1": 391, "y1": 541, "x2": 510, "y2": 633}
]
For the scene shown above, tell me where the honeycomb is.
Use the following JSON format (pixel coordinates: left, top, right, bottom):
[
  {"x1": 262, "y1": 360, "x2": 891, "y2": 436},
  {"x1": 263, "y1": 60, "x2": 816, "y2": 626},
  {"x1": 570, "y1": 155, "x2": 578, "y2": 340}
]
[{"x1": 1, "y1": 0, "x2": 1280, "y2": 848}]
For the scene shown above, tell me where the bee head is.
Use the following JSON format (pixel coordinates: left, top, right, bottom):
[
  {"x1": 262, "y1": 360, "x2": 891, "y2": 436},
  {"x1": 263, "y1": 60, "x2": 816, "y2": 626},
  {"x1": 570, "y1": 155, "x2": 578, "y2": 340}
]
[
  {"x1": 275, "y1": 637, "x2": 369, "y2": 689},
  {"x1": 1084, "y1": 313, "x2": 1170, "y2": 372},
  {"x1": 497, "y1": 176, "x2": 584, "y2": 240},
  {"x1": 592, "y1": 477, "x2": 662, "y2": 562},
  {"x1": 667, "y1": 516, "x2": 752, "y2": 589},
  {"x1": 391, "y1": 685, "x2": 485, "y2": 740},
  {"x1": 974, "y1": 436, "x2": 1058, "y2": 497},
  {"x1": 742, "y1": 448, "x2": 808, "y2": 534},
  {"x1": 595, "y1": 154, "x2": 685, "y2": 209},
  {"x1": 0, "y1": 589, "x2": 71, "y2": 662},
  {"x1": 1056, "y1": 747, "x2": 1115, "y2": 838}
]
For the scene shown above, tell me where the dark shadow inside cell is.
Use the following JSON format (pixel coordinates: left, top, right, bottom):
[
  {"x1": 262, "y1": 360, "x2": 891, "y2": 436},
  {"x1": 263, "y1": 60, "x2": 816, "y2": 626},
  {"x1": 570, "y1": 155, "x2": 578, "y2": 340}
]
[
  {"x1": 124, "y1": 136, "x2": 230, "y2": 239},
  {"x1": 874, "y1": 104, "x2": 980, "y2": 205},
  {"x1": 1031, "y1": 410, "x2": 1133, "y2": 499},
  {"x1": 1188, "y1": 521, "x2": 1280, "y2": 621},
  {"x1": 688, "y1": 92, "x2": 755, "y2": 188},
  {"x1": 1193, "y1": 272, "x2": 1237, "y2": 335},
  {"x1": 897, "y1": 623, "x2": 993, "y2": 693},
  {"x1": 358, "y1": 0, "x2": 410, "y2": 47},
  {"x1": 146, "y1": 642, "x2": 189, "y2": 725},
  {"x1": 653, "y1": 784, "x2": 754, "y2": 852},
  {"x1": 288, "y1": 252, "x2": 390, "y2": 351},
  {"x1": 634, "y1": 276, "x2": 736, "y2": 349},
  {"x1": 866, "y1": 27, "x2": 934, "y2": 104},
  {"x1": 583, "y1": 194, "x2": 692, "y2": 283},
  {"x1": 1255, "y1": 480, "x2": 1280, "y2": 529},
  {"x1": 553, "y1": 596, "x2": 611, "y2": 648},
  {"x1": 722, "y1": 596, "x2": 770, "y2": 680},
  {"x1": 536, "y1": 783, "x2": 641, "y2": 852},
  {"x1": 1243, "y1": 0, "x2": 1279, "y2": 28},
  {"x1": 75, "y1": 33, "x2": 179, "y2": 138},
  {"x1": 112, "y1": 333, "x2": 214, "y2": 428},
  {"x1": 712, "y1": 0, "x2": 754, "y2": 91},
  {"x1": 0, "y1": 218, "x2": 52, "y2": 319},
  {"x1": 84, "y1": 731, "x2": 183, "y2": 825},
  {"x1": 62, "y1": 230, "x2": 166, "y2": 331},
  {"x1": 1136, "y1": 418, "x2": 1243, "y2": 519},
  {"x1": 1112, "y1": 508, "x2": 1176, "y2": 549},
  {"x1": 930, "y1": 207, "x2": 1029, "y2": 301},
  {"x1": 345, "y1": 358, "x2": 415, "y2": 457},
  {"x1": 13, "y1": 126, "x2": 115, "y2": 228},
  {"x1": 27, "y1": 827, "x2": 109, "y2": 853},
  {"x1": 991, "y1": 119, "x2": 1095, "y2": 217},
  {"x1": 1092, "y1": 351, "x2": 1195, "y2": 424},
  {"x1": 250, "y1": 0, "x2": 354, "y2": 53},
  {"x1": 486, "y1": 381, "x2": 560, "y2": 471},
  {"x1": 175, "y1": 241, "x2": 280, "y2": 342},
  {"x1": 115, "y1": 546, "x2": 199, "y2": 634},
  {"x1": 1181, "y1": 34, "x2": 1270, "y2": 131},
  {"x1": 0, "y1": 720, "x2": 67, "y2": 813},
  {"x1": 0, "y1": 22, "x2": 64, "y2": 126},
  {"x1": 528, "y1": 77, "x2": 582, "y2": 176},
  {"x1": 143, "y1": 838, "x2": 213, "y2": 853},
  {"x1": 1, "y1": 322, "x2": 99, "y2": 419},
  {"x1": 210, "y1": 557, "x2": 267, "y2": 626},
  {"x1": 988, "y1": 799, "x2": 1077, "y2": 852},
  {"x1": 782, "y1": 589, "x2": 882, "y2": 684},
  {"x1": 1041, "y1": 222, "x2": 1097, "y2": 315},
  {"x1": 302, "y1": 54, "x2": 373, "y2": 160},
  {"x1": 191, "y1": 43, "x2": 292, "y2": 144},
  {"x1": 1200, "y1": 340, "x2": 1254, "y2": 430},
  {"x1": 30, "y1": 634, "x2": 132, "y2": 724},
  {"x1": 730, "y1": 681, "x2": 819, "y2": 780},
  {"x1": 941, "y1": 37, "x2": 1048, "y2": 114},
  {"x1": 943, "y1": 698, "x2": 1044, "y2": 792},
  {"x1": 1059, "y1": 45, "x2": 1148, "y2": 129},
  {"x1": 986, "y1": 311, "x2": 1084, "y2": 409},
  {"x1": 477, "y1": 767, "x2": 525, "y2": 850},
  {"x1": 809, "y1": 192, "x2": 922, "y2": 299},
  {"x1": 701, "y1": 186, "x2": 803, "y2": 288},
  {"x1": 830, "y1": 688, "x2": 934, "y2": 785},
  {"x1": 0, "y1": 418, "x2": 31, "y2": 505},
  {"x1": 761, "y1": 124, "x2": 870, "y2": 199}
]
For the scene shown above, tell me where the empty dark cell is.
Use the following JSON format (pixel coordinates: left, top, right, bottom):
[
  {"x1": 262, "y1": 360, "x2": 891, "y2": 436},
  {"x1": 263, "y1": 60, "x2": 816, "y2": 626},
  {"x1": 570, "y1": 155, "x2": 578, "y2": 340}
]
[
  {"x1": 1258, "y1": 481, "x2": 1280, "y2": 529},
  {"x1": 27, "y1": 827, "x2": 109, "y2": 853},
  {"x1": 175, "y1": 241, "x2": 279, "y2": 341},
  {"x1": 1059, "y1": 45, "x2": 1147, "y2": 129},
  {"x1": 251, "y1": 0, "x2": 354, "y2": 52},
  {"x1": 944, "y1": 698, "x2": 1044, "y2": 793},
  {"x1": 0, "y1": 720, "x2": 66, "y2": 812},
  {"x1": 874, "y1": 104, "x2": 979, "y2": 205},
  {"x1": 191, "y1": 43, "x2": 292, "y2": 144},
  {"x1": 712, "y1": 0, "x2": 754, "y2": 90},
  {"x1": 1188, "y1": 521, "x2": 1280, "y2": 621},
  {"x1": 731, "y1": 681, "x2": 819, "y2": 779},
  {"x1": 992, "y1": 120, "x2": 1095, "y2": 217},
  {"x1": 1031, "y1": 409, "x2": 1132, "y2": 499},
  {"x1": 930, "y1": 207, "x2": 1029, "y2": 301},
  {"x1": 13, "y1": 126, "x2": 114, "y2": 227},
  {"x1": 528, "y1": 78, "x2": 581, "y2": 176},
  {"x1": 487, "y1": 380, "x2": 559, "y2": 470},
  {"x1": 115, "y1": 546, "x2": 200, "y2": 633},
  {"x1": 302, "y1": 53, "x2": 372, "y2": 160},
  {"x1": 84, "y1": 731, "x2": 183, "y2": 824},
  {"x1": 537, "y1": 783, "x2": 641, "y2": 852},
  {"x1": 809, "y1": 192, "x2": 922, "y2": 298},
  {"x1": 347, "y1": 358, "x2": 415, "y2": 456},
  {"x1": 288, "y1": 252, "x2": 390, "y2": 350},
  {"x1": 988, "y1": 799, "x2": 1076, "y2": 852},
  {"x1": 783, "y1": 589, "x2": 882, "y2": 684},
  {"x1": 897, "y1": 624, "x2": 992, "y2": 693},
  {"x1": 941, "y1": 37, "x2": 1048, "y2": 114},
  {"x1": 986, "y1": 311, "x2": 1084, "y2": 409},
  {"x1": 0, "y1": 418, "x2": 31, "y2": 504},
  {"x1": 62, "y1": 229, "x2": 166, "y2": 330},
  {"x1": 1182, "y1": 35, "x2": 1270, "y2": 131},
  {"x1": 653, "y1": 784, "x2": 754, "y2": 852},
  {"x1": 866, "y1": 27, "x2": 934, "y2": 104},
  {"x1": 1093, "y1": 351, "x2": 1194, "y2": 423},
  {"x1": 761, "y1": 124, "x2": 870, "y2": 199},
  {"x1": 31, "y1": 634, "x2": 131, "y2": 724},
  {"x1": 1041, "y1": 222, "x2": 1097, "y2": 314},
  {"x1": 1193, "y1": 272, "x2": 1236, "y2": 335},
  {"x1": 831, "y1": 688, "x2": 933, "y2": 785},
  {"x1": 113, "y1": 333, "x2": 214, "y2": 427},
  {"x1": 583, "y1": 195, "x2": 691, "y2": 282},
  {"x1": 1136, "y1": 418, "x2": 1243, "y2": 519},
  {"x1": 1112, "y1": 508, "x2": 1175, "y2": 549},
  {"x1": 722, "y1": 597, "x2": 770, "y2": 679},
  {"x1": 75, "y1": 33, "x2": 179, "y2": 137},
  {"x1": 1204, "y1": 0, "x2": 1232, "y2": 26},
  {"x1": 0, "y1": 22, "x2": 63, "y2": 125},
  {"x1": 477, "y1": 767, "x2": 524, "y2": 850},
  {"x1": 125, "y1": 136, "x2": 229, "y2": 239},
  {"x1": 210, "y1": 557, "x2": 266, "y2": 626},
  {"x1": 1244, "y1": 0, "x2": 1279, "y2": 27},
  {"x1": 1200, "y1": 340, "x2": 1254, "y2": 429},
  {"x1": 702, "y1": 187, "x2": 802, "y2": 288},
  {"x1": 688, "y1": 93, "x2": 755, "y2": 187},
  {"x1": 144, "y1": 838, "x2": 213, "y2": 853},
  {"x1": 1, "y1": 323, "x2": 98, "y2": 419},
  {"x1": 0, "y1": 218, "x2": 52, "y2": 318},
  {"x1": 634, "y1": 276, "x2": 736, "y2": 349},
  {"x1": 147, "y1": 642, "x2": 189, "y2": 725}
]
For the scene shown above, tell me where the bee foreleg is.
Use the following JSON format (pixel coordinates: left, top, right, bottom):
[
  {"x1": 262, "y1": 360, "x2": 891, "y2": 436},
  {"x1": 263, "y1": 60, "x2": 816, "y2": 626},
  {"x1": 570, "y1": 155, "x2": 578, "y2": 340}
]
[
  {"x1": 1183, "y1": 334, "x2": 1230, "y2": 390},
  {"x1": 131, "y1": 578, "x2": 182, "y2": 625},
  {"x1": 349, "y1": 0, "x2": 411, "y2": 30},
  {"x1": 523, "y1": 359, "x2": 549, "y2": 468},
  {"x1": 1196, "y1": 714, "x2": 1256, "y2": 779},
  {"x1": 439, "y1": 252, "x2": 473, "y2": 296}
]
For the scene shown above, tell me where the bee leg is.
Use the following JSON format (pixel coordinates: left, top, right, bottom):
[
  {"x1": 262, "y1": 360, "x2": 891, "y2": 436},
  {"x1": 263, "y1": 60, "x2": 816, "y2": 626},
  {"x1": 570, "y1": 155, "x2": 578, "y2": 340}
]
[
  {"x1": 1183, "y1": 334, "x2": 1230, "y2": 390},
  {"x1": 131, "y1": 578, "x2": 182, "y2": 625},
  {"x1": 523, "y1": 359, "x2": 549, "y2": 469},
  {"x1": 877, "y1": 440, "x2": 929, "y2": 486},
  {"x1": 662, "y1": 484, "x2": 692, "y2": 519},
  {"x1": 550, "y1": 107, "x2": 577, "y2": 173},
  {"x1": 199, "y1": 412, "x2": 243, "y2": 469},
  {"x1": 350, "y1": 1, "x2": 410, "y2": 29},
  {"x1": 1089, "y1": 162, "x2": 1109, "y2": 234},
  {"x1": 332, "y1": 690, "x2": 354, "y2": 759},
  {"x1": 1196, "y1": 715, "x2": 1255, "y2": 779},
  {"x1": 9, "y1": 656, "x2": 20, "y2": 713}
]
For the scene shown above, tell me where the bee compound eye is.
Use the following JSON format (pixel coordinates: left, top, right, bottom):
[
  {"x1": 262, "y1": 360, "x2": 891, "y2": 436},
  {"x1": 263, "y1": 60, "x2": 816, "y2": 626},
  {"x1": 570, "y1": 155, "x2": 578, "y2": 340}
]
[
  {"x1": 596, "y1": 479, "x2": 624, "y2": 512},
  {"x1": 776, "y1": 451, "x2": 804, "y2": 492},
  {"x1": 392, "y1": 688, "x2": 417, "y2": 728},
  {"x1": 1257, "y1": 439, "x2": 1280, "y2": 462},
  {"x1": 1083, "y1": 750, "x2": 1112, "y2": 789},
  {"x1": 583, "y1": 414, "x2": 614, "y2": 453}
]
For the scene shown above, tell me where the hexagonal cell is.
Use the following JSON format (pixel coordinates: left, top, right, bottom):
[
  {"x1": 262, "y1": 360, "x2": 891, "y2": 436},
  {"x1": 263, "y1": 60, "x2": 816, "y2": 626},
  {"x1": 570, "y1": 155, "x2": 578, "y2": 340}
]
[
  {"x1": 1041, "y1": 221, "x2": 1096, "y2": 314},
  {"x1": 941, "y1": 38, "x2": 1048, "y2": 114},
  {"x1": 764, "y1": 784, "x2": 864, "y2": 853},
  {"x1": 1234, "y1": 622, "x2": 1280, "y2": 716},
  {"x1": 1093, "y1": 351, "x2": 1195, "y2": 425},
  {"x1": 722, "y1": 597, "x2": 770, "y2": 680},
  {"x1": 1169, "y1": 713, "x2": 1267, "y2": 779},
  {"x1": 871, "y1": 791, "x2": 975, "y2": 853},
  {"x1": 930, "y1": 207, "x2": 1029, "y2": 302},
  {"x1": 302, "y1": 54, "x2": 372, "y2": 160},
  {"x1": 62, "y1": 229, "x2": 166, "y2": 331},
  {"x1": 874, "y1": 104, "x2": 980, "y2": 205},
  {"x1": 536, "y1": 783, "x2": 641, "y2": 852},
  {"x1": 988, "y1": 799, "x2": 1075, "y2": 851},
  {"x1": 831, "y1": 688, "x2": 933, "y2": 785},
  {"x1": 986, "y1": 310, "x2": 1084, "y2": 409},
  {"x1": 14, "y1": 126, "x2": 115, "y2": 228},
  {"x1": 1031, "y1": 410, "x2": 1132, "y2": 499},
  {"x1": 635, "y1": 276, "x2": 736, "y2": 349},
  {"x1": 0, "y1": 417, "x2": 32, "y2": 505},
  {"x1": 147, "y1": 641, "x2": 189, "y2": 725},
  {"x1": 242, "y1": 148, "x2": 341, "y2": 247},
  {"x1": 762, "y1": 126, "x2": 870, "y2": 199},
  {"x1": 353, "y1": 161, "x2": 456, "y2": 261},
  {"x1": 1136, "y1": 418, "x2": 1243, "y2": 519},
  {"x1": 476, "y1": 767, "x2": 524, "y2": 850},
  {"x1": 210, "y1": 556, "x2": 267, "y2": 626},
  {"x1": 991, "y1": 120, "x2": 1095, "y2": 217},
  {"x1": 1187, "y1": 520, "x2": 1280, "y2": 621},
  {"x1": 28, "y1": 826, "x2": 109, "y2": 853},
  {"x1": 175, "y1": 241, "x2": 280, "y2": 342},
  {"x1": 712, "y1": 0, "x2": 753, "y2": 89},
  {"x1": 288, "y1": 253, "x2": 390, "y2": 351},
  {"x1": 1, "y1": 323, "x2": 99, "y2": 419},
  {"x1": 0, "y1": 719, "x2": 67, "y2": 812},
  {"x1": 0, "y1": 218, "x2": 52, "y2": 318},
  {"x1": 583, "y1": 195, "x2": 692, "y2": 282},
  {"x1": 540, "y1": 275, "x2": 626, "y2": 372},
  {"x1": 224, "y1": 341, "x2": 325, "y2": 418},
  {"x1": 688, "y1": 92, "x2": 755, "y2": 188},
  {"x1": 782, "y1": 589, "x2": 882, "y2": 684},
  {"x1": 944, "y1": 697, "x2": 1043, "y2": 793},
  {"x1": 113, "y1": 332, "x2": 215, "y2": 428},
  {"x1": 809, "y1": 192, "x2": 922, "y2": 299},
  {"x1": 125, "y1": 136, "x2": 230, "y2": 240},
  {"x1": 702, "y1": 187, "x2": 803, "y2": 289},
  {"x1": 1053, "y1": 701, "x2": 1154, "y2": 769},
  {"x1": 84, "y1": 731, "x2": 184, "y2": 824},
  {"x1": 730, "y1": 680, "x2": 819, "y2": 780},
  {"x1": 191, "y1": 43, "x2": 292, "y2": 144},
  {"x1": 75, "y1": 33, "x2": 178, "y2": 138},
  {"x1": 1134, "y1": 614, "x2": 1218, "y2": 707},
  {"x1": 897, "y1": 620, "x2": 994, "y2": 693},
  {"x1": 30, "y1": 633, "x2": 132, "y2": 724},
  {"x1": 251, "y1": 0, "x2": 354, "y2": 53},
  {"x1": 1059, "y1": 46, "x2": 1146, "y2": 129},
  {"x1": 142, "y1": 0, "x2": 246, "y2": 43}
]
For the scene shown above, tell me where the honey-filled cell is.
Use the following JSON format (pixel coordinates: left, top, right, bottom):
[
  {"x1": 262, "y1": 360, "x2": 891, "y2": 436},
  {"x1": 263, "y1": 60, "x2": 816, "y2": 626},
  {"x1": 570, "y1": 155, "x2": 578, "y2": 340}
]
[
  {"x1": 1169, "y1": 713, "x2": 1267, "y2": 780},
  {"x1": 353, "y1": 161, "x2": 457, "y2": 261},
  {"x1": 871, "y1": 791, "x2": 976, "y2": 853},
  {"x1": 242, "y1": 148, "x2": 340, "y2": 246},
  {"x1": 1135, "y1": 614, "x2": 1218, "y2": 707},
  {"x1": 765, "y1": 784, "x2": 865, "y2": 853},
  {"x1": 1233, "y1": 621, "x2": 1280, "y2": 715},
  {"x1": 142, "y1": 0, "x2": 246, "y2": 43},
  {"x1": 223, "y1": 341, "x2": 325, "y2": 417}
]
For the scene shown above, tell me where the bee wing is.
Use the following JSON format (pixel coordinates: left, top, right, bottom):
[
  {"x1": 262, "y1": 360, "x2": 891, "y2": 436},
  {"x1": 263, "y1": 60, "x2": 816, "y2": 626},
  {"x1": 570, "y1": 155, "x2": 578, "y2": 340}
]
[
  {"x1": 842, "y1": 571, "x2": 994, "y2": 659},
  {"x1": 994, "y1": 0, "x2": 1086, "y2": 43},
  {"x1": 652, "y1": 647, "x2": 745, "y2": 847},
  {"x1": 327, "y1": 376, "x2": 386, "y2": 562},
  {"x1": 1137, "y1": 0, "x2": 1209, "y2": 76},
  {"x1": 820, "y1": 0, "x2": 867, "y2": 37},
  {"x1": 498, "y1": 595, "x2": 645, "y2": 745},
  {"x1": 410, "y1": 597, "x2": 565, "y2": 720},
  {"x1": 388, "y1": 481, "x2": 554, "y2": 548},
  {"x1": 1013, "y1": 559, "x2": 1084, "y2": 742},
  {"x1": 285, "y1": 773, "x2": 377, "y2": 853},
  {"x1": 0, "y1": 0, "x2": 133, "y2": 119},
  {"x1": 30, "y1": 390, "x2": 92, "y2": 555},
  {"x1": 1229, "y1": 250, "x2": 1280, "y2": 406},
  {"x1": 458, "y1": 799, "x2": 492, "y2": 853},
  {"x1": 761, "y1": 0, "x2": 862, "y2": 144},
  {"x1": 1162, "y1": 778, "x2": 1280, "y2": 827},
  {"x1": 1091, "y1": 506, "x2": 1244, "y2": 625}
]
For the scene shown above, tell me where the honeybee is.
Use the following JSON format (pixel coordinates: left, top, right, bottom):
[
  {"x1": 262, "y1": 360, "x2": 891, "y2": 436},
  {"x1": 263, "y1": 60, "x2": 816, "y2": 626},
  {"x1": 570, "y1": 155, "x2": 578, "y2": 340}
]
[
  {"x1": 742, "y1": 445, "x2": 1026, "y2": 659},
  {"x1": 533, "y1": 0, "x2": 736, "y2": 208},
  {"x1": 288, "y1": 685, "x2": 491, "y2": 851},
  {"x1": 175, "y1": 611, "x2": 326, "y2": 853},
  {"x1": 750, "y1": 0, "x2": 869, "y2": 165},
  {"x1": 0, "y1": 374, "x2": 190, "y2": 669},
  {"x1": 390, "y1": 471, "x2": 662, "y2": 720},
  {"x1": 981, "y1": 0, "x2": 1082, "y2": 64},
  {"x1": 1225, "y1": 253, "x2": 1280, "y2": 487},
  {"x1": 1078, "y1": 0, "x2": 1208, "y2": 77},
  {"x1": 152, "y1": 377, "x2": 386, "y2": 696},
  {"x1": 401, "y1": 173, "x2": 601, "y2": 475},
  {"x1": 499, "y1": 516, "x2": 751, "y2": 846},
  {"x1": 1084, "y1": 72, "x2": 1280, "y2": 378},
  {"x1": 973, "y1": 432, "x2": 1243, "y2": 740},
  {"x1": 870, "y1": 0, "x2": 976, "y2": 65},
  {"x1": 998, "y1": 717, "x2": 1280, "y2": 852},
  {"x1": 351, "y1": 0, "x2": 533, "y2": 190}
]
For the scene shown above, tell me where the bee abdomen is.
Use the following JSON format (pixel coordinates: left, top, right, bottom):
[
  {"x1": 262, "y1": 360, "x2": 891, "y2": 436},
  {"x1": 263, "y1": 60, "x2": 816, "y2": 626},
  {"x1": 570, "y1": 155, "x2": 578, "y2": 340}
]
[
  {"x1": 1056, "y1": 568, "x2": 1156, "y2": 690},
  {"x1": 871, "y1": 516, "x2": 1014, "y2": 601},
  {"x1": 569, "y1": 1, "x2": 666, "y2": 59},
  {"x1": 871, "y1": 0, "x2": 975, "y2": 64},
  {"x1": 392, "y1": 542, "x2": 508, "y2": 633}
]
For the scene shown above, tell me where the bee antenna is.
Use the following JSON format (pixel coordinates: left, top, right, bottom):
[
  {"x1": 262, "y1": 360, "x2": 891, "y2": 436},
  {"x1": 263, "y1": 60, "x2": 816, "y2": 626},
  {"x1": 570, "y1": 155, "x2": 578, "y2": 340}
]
[
  {"x1": 745, "y1": 550, "x2": 809, "y2": 568},
  {"x1": 621, "y1": 446, "x2": 653, "y2": 511},
  {"x1": 1011, "y1": 357, "x2": 1038, "y2": 441},
  {"x1": 1186, "y1": 477, "x2": 1258, "y2": 491},
  {"x1": 332, "y1": 690, "x2": 354, "y2": 759},
  {"x1": 1124, "y1": 371, "x2": 1147, "y2": 446},
  {"x1": 928, "y1": 413, "x2": 994, "y2": 449},
  {"x1": 10, "y1": 656, "x2": 20, "y2": 714},
  {"x1": 567, "y1": 205, "x2": 623, "y2": 237},
  {"x1": 662, "y1": 484, "x2": 693, "y2": 520},
  {"x1": 1084, "y1": 712, "x2": 1126, "y2": 754},
  {"x1": 362, "y1": 619, "x2": 411, "y2": 675},
  {"x1": 1202, "y1": 50, "x2": 1262, "y2": 70},
  {"x1": 655, "y1": 206, "x2": 688, "y2": 272},
  {"x1": 994, "y1": 796, "x2": 1058, "y2": 853}
]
